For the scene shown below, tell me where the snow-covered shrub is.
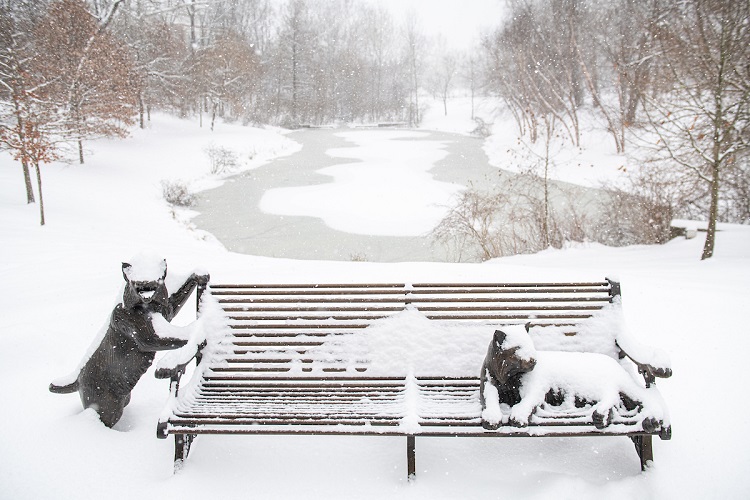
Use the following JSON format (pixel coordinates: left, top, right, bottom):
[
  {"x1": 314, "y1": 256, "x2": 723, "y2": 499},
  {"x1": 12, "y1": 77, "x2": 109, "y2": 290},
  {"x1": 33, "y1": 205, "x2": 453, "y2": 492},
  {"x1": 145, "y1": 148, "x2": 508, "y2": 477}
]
[
  {"x1": 471, "y1": 117, "x2": 492, "y2": 138},
  {"x1": 431, "y1": 174, "x2": 594, "y2": 262},
  {"x1": 161, "y1": 180, "x2": 195, "y2": 207},
  {"x1": 205, "y1": 144, "x2": 239, "y2": 174},
  {"x1": 593, "y1": 168, "x2": 676, "y2": 246}
]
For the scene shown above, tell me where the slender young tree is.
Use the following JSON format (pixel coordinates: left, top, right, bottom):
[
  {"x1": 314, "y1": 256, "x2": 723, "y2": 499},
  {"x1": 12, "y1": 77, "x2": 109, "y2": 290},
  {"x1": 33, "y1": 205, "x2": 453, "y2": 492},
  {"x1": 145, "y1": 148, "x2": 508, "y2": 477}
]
[
  {"x1": 431, "y1": 37, "x2": 457, "y2": 116},
  {"x1": 0, "y1": 5, "x2": 36, "y2": 203}
]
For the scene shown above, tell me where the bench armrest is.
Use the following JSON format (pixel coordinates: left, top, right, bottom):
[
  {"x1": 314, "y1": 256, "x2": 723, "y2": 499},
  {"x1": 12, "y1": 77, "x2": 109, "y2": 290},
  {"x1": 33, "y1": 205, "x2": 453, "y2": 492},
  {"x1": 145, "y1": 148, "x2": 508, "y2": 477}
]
[
  {"x1": 155, "y1": 340, "x2": 206, "y2": 379},
  {"x1": 616, "y1": 341, "x2": 672, "y2": 386}
]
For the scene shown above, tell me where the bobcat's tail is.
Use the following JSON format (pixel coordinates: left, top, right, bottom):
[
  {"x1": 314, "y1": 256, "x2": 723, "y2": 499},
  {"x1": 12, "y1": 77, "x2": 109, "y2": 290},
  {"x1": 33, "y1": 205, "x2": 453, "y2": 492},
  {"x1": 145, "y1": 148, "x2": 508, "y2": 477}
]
[{"x1": 49, "y1": 379, "x2": 79, "y2": 394}]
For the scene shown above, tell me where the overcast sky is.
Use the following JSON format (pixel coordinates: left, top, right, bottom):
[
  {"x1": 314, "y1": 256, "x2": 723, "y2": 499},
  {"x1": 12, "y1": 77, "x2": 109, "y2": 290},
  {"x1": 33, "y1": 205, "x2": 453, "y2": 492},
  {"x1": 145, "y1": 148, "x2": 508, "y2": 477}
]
[{"x1": 369, "y1": 0, "x2": 506, "y2": 50}]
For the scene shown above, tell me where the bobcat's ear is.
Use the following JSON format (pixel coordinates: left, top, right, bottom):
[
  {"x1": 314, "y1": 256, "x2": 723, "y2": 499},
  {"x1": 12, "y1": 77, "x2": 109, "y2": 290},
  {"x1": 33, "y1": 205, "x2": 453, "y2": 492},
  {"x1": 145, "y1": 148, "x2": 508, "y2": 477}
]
[
  {"x1": 493, "y1": 329, "x2": 507, "y2": 348},
  {"x1": 122, "y1": 262, "x2": 132, "y2": 281},
  {"x1": 161, "y1": 260, "x2": 167, "y2": 280}
]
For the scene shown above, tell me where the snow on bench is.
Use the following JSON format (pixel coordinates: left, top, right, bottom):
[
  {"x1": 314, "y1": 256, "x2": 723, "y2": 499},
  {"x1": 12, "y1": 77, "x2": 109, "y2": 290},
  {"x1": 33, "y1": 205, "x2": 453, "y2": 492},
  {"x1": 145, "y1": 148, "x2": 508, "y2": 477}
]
[{"x1": 154, "y1": 279, "x2": 671, "y2": 477}]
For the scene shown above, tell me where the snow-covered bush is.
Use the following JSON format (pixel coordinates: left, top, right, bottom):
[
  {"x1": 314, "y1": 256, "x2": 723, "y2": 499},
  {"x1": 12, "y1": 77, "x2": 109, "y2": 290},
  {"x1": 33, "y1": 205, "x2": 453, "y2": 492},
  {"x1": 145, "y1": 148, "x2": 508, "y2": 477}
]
[
  {"x1": 205, "y1": 144, "x2": 239, "y2": 174},
  {"x1": 471, "y1": 117, "x2": 492, "y2": 138},
  {"x1": 431, "y1": 175, "x2": 593, "y2": 262},
  {"x1": 594, "y1": 168, "x2": 676, "y2": 246},
  {"x1": 161, "y1": 180, "x2": 195, "y2": 207}
]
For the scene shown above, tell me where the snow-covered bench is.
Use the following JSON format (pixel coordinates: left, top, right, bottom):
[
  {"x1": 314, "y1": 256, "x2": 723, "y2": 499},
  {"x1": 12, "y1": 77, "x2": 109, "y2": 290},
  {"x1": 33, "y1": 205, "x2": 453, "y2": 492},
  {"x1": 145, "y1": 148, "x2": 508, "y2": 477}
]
[{"x1": 155, "y1": 279, "x2": 671, "y2": 477}]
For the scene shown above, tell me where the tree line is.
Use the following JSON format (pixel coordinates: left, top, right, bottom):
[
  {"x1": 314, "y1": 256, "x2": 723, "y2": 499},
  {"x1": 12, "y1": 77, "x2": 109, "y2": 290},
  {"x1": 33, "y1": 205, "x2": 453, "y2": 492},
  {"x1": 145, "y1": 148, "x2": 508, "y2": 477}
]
[{"x1": 110, "y1": 0, "x2": 436, "y2": 128}]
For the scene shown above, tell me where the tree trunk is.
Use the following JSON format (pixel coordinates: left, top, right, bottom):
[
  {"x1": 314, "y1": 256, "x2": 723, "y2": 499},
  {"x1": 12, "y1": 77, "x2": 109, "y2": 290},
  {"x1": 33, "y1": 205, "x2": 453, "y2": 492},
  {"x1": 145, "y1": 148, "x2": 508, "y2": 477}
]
[
  {"x1": 541, "y1": 117, "x2": 554, "y2": 248},
  {"x1": 471, "y1": 85, "x2": 475, "y2": 121},
  {"x1": 413, "y1": 77, "x2": 420, "y2": 125},
  {"x1": 34, "y1": 162, "x2": 45, "y2": 226},
  {"x1": 23, "y1": 160, "x2": 35, "y2": 204},
  {"x1": 624, "y1": 86, "x2": 640, "y2": 126},
  {"x1": 138, "y1": 92, "x2": 145, "y2": 129},
  {"x1": 78, "y1": 140, "x2": 84, "y2": 164},
  {"x1": 13, "y1": 102, "x2": 35, "y2": 203},
  {"x1": 701, "y1": 163, "x2": 720, "y2": 260}
]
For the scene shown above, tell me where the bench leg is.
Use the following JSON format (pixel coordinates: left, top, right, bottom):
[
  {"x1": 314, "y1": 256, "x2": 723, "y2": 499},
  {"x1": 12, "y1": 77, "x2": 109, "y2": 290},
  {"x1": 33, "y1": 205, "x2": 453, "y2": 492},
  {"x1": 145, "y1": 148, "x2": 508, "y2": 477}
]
[
  {"x1": 407, "y1": 435, "x2": 416, "y2": 481},
  {"x1": 631, "y1": 435, "x2": 653, "y2": 471},
  {"x1": 174, "y1": 433, "x2": 195, "y2": 473}
]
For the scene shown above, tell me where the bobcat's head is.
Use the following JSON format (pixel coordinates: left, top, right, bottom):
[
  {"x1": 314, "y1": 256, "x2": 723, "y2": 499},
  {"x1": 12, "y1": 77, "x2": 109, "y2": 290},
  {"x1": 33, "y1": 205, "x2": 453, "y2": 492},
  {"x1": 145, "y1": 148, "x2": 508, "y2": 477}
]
[
  {"x1": 486, "y1": 329, "x2": 537, "y2": 384},
  {"x1": 121, "y1": 260, "x2": 168, "y2": 310}
]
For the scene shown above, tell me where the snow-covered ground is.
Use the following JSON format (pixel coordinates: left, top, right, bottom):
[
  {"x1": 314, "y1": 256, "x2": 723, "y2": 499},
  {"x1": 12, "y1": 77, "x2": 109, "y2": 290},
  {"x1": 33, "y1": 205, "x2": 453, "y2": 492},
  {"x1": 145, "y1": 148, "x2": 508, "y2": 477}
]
[{"x1": 1, "y1": 106, "x2": 749, "y2": 499}]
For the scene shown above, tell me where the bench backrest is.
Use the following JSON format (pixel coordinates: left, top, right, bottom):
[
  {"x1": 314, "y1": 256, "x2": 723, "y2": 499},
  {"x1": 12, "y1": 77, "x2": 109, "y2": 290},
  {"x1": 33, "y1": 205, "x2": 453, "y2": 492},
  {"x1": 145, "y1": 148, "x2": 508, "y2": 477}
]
[{"x1": 207, "y1": 281, "x2": 619, "y2": 378}]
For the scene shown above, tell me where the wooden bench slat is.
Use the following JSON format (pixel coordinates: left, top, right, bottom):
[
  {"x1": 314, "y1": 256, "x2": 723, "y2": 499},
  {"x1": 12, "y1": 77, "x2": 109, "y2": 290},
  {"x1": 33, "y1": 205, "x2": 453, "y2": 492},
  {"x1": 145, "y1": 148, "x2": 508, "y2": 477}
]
[
  {"x1": 198, "y1": 388, "x2": 404, "y2": 395},
  {"x1": 410, "y1": 281, "x2": 609, "y2": 288},
  {"x1": 213, "y1": 289, "x2": 410, "y2": 296},
  {"x1": 211, "y1": 283, "x2": 408, "y2": 289},
  {"x1": 202, "y1": 376, "x2": 410, "y2": 383},
  {"x1": 229, "y1": 323, "x2": 372, "y2": 329}
]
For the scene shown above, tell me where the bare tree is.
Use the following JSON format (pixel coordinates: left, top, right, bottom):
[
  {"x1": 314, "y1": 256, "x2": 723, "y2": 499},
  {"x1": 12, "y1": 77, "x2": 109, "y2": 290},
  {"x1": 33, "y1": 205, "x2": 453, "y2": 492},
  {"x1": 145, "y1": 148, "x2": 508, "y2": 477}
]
[
  {"x1": 0, "y1": 3, "x2": 38, "y2": 203},
  {"x1": 114, "y1": 5, "x2": 190, "y2": 128},
  {"x1": 484, "y1": 0, "x2": 585, "y2": 146},
  {"x1": 277, "y1": 0, "x2": 314, "y2": 124},
  {"x1": 0, "y1": 3, "x2": 60, "y2": 225},
  {"x1": 403, "y1": 11, "x2": 424, "y2": 126},
  {"x1": 462, "y1": 51, "x2": 481, "y2": 121},
  {"x1": 430, "y1": 37, "x2": 457, "y2": 116},
  {"x1": 643, "y1": 0, "x2": 750, "y2": 259},
  {"x1": 361, "y1": 4, "x2": 396, "y2": 122}
]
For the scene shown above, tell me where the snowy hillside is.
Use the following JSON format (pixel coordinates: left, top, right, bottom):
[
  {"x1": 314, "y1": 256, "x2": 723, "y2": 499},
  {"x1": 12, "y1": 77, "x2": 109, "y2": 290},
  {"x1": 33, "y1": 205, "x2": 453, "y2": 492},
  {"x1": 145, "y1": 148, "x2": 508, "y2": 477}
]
[{"x1": 1, "y1": 110, "x2": 749, "y2": 499}]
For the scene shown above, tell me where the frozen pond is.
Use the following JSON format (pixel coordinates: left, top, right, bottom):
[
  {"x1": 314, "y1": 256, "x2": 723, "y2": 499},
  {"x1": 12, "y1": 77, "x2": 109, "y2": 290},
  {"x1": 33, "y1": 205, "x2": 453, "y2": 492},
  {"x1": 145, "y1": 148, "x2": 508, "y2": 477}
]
[{"x1": 193, "y1": 128, "x2": 600, "y2": 262}]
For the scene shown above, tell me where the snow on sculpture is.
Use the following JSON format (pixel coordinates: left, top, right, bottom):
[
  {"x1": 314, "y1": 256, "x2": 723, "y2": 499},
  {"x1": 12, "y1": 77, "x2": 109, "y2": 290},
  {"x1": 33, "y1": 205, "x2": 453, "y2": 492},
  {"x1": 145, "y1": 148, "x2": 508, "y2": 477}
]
[
  {"x1": 480, "y1": 325, "x2": 665, "y2": 432},
  {"x1": 49, "y1": 254, "x2": 209, "y2": 428}
]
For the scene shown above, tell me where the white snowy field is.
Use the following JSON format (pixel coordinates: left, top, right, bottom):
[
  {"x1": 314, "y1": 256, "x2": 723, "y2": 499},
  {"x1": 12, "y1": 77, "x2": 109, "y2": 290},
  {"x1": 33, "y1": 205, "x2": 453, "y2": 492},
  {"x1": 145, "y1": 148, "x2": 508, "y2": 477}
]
[{"x1": 1, "y1": 108, "x2": 749, "y2": 499}]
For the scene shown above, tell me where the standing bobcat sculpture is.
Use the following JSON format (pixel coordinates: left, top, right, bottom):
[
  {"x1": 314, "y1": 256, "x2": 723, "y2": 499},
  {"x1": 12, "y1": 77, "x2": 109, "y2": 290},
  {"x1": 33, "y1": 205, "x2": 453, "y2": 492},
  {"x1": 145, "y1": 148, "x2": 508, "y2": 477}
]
[{"x1": 49, "y1": 258, "x2": 209, "y2": 428}]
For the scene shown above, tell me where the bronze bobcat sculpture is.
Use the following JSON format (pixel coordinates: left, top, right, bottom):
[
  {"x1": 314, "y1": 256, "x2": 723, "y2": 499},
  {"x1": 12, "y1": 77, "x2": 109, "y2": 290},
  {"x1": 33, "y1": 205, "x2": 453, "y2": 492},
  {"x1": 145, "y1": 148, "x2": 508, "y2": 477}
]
[
  {"x1": 480, "y1": 327, "x2": 657, "y2": 432},
  {"x1": 49, "y1": 260, "x2": 209, "y2": 428},
  {"x1": 479, "y1": 329, "x2": 537, "y2": 429}
]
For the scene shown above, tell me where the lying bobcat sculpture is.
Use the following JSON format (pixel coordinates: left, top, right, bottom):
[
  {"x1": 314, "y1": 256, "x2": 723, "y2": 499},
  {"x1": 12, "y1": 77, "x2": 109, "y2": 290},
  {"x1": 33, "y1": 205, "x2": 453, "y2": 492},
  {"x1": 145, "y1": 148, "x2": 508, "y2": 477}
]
[
  {"x1": 480, "y1": 326, "x2": 659, "y2": 432},
  {"x1": 49, "y1": 258, "x2": 209, "y2": 428},
  {"x1": 479, "y1": 329, "x2": 537, "y2": 429}
]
